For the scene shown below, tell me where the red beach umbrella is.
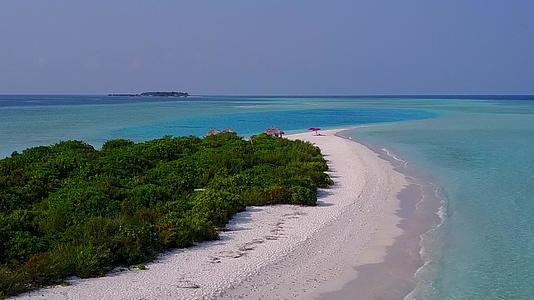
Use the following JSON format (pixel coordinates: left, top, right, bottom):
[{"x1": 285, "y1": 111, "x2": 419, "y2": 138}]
[{"x1": 308, "y1": 127, "x2": 321, "y2": 135}]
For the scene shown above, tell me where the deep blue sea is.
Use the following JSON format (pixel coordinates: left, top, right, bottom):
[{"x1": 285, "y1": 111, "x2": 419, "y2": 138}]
[{"x1": 2, "y1": 95, "x2": 534, "y2": 299}]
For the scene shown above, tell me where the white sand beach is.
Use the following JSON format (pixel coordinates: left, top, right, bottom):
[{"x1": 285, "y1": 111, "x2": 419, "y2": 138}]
[{"x1": 17, "y1": 129, "x2": 408, "y2": 300}]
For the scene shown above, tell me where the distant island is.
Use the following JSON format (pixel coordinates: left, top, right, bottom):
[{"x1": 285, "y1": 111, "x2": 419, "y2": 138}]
[{"x1": 108, "y1": 91, "x2": 189, "y2": 97}]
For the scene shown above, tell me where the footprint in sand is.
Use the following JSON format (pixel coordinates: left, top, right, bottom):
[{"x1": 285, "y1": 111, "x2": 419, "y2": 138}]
[
  {"x1": 208, "y1": 256, "x2": 221, "y2": 264},
  {"x1": 207, "y1": 211, "x2": 306, "y2": 264},
  {"x1": 238, "y1": 238, "x2": 265, "y2": 252},
  {"x1": 173, "y1": 280, "x2": 200, "y2": 289},
  {"x1": 219, "y1": 250, "x2": 245, "y2": 259}
]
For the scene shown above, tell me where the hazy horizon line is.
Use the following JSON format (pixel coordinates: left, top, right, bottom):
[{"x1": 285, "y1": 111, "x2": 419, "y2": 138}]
[{"x1": 1, "y1": 93, "x2": 534, "y2": 98}]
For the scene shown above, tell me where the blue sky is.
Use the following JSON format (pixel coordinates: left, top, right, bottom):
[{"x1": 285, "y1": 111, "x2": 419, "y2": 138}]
[{"x1": 1, "y1": 0, "x2": 533, "y2": 95}]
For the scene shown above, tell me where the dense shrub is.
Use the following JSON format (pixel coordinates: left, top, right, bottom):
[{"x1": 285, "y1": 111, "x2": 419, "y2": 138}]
[
  {"x1": 0, "y1": 133, "x2": 332, "y2": 296},
  {"x1": 101, "y1": 139, "x2": 134, "y2": 152},
  {"x1": 290, "y1": 186, "x2": 317, "y2": 205}
]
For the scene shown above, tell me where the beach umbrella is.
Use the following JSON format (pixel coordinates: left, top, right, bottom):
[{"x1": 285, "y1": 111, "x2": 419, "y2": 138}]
[
  {"x1": 222, "y1": 128, "x2": 235, "y2": 133},
  {"x1": 206, "y1": 128, "x2": 220, "y2": 136},
  {"x1": 308, "y1": 127, "x2": 321, "y2": 135}
]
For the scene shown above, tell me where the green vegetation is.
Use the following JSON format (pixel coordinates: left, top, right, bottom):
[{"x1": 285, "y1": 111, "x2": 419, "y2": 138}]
[{"x1": 0, "y1": 133, "x2": 332, "y2": 296}]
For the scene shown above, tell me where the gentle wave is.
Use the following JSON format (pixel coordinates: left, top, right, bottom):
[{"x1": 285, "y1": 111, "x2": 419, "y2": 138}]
[
  {"x1": 379, "y1": 146, "x2": 446, "y2": 300},
  {"x1": 405, "y1": 183, "x2": 447, "y2": 300},
  {"x1": 381, "y1": 147, "x2": 409, "y2": 168}
]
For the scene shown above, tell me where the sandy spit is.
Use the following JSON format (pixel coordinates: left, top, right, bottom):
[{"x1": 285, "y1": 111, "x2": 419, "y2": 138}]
[{"x1": 16, "y1": 129, "x2": 407, "y2": 300}]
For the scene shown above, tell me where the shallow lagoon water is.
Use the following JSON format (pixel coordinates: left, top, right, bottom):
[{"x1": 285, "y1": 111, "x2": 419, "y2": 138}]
[
  {"x1": 0, "y1": 95, "x2": 434, "y2": 157},
  {"x1": 350, "y1": 101, "x2": 534, "y2": 299},
  {"x1": 2, "y1": 95, "x2": 534, "y2": 299}
]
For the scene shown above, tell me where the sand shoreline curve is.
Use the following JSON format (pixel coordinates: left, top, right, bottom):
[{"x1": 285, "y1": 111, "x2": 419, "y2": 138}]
[{"x1": 16, "y1": 129, "x2": 410, "y2": 300}]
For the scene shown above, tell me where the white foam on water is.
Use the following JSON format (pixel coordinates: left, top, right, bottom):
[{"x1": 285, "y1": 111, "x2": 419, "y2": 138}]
[{"x1": 381, "y1": 147, "x2": 409, "y2": 168}]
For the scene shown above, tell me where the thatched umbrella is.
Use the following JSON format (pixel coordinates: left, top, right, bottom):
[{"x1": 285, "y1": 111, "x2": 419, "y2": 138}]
[
  {"x1": 207, "y1": 128, "x2": 220, "y2": 136},
  {"x1": 266, "y1": 127, "x2": 282, "y2": 137}
]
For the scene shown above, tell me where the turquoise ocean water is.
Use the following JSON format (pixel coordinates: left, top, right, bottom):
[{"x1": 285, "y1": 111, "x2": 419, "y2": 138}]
[
  {"x1": 1, "y1": 95, "x2": 534, "y2": 299},
  {"x1": 347, "y1": 99, "x2": 534, "y2": 299}
]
